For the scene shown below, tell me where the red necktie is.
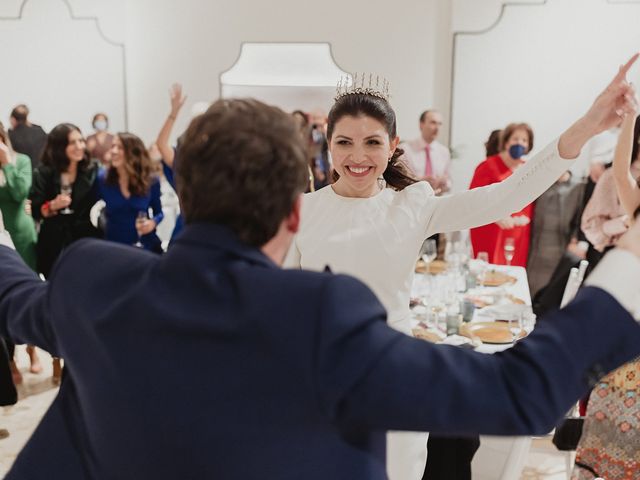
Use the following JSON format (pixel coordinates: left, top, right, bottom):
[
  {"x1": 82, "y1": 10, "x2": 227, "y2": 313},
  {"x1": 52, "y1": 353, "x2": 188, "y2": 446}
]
[{"x1": 424, "y1": 144, "x2": 433, "y2": 177}]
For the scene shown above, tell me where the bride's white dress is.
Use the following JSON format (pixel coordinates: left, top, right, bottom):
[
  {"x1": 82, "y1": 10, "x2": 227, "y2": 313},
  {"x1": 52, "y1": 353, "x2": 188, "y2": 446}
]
[{"x1": 285, "y1": 140, "x2": 571, "y2": 479}]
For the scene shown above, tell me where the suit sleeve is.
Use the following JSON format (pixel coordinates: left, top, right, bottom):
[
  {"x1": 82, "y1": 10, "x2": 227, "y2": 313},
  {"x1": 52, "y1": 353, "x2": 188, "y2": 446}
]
[
  {"x1": 317, "y1": 276, "x2": 640, "y2": 436},
  {"x1": 0, "y1": 246, "x2": 58, "y2": 355}
]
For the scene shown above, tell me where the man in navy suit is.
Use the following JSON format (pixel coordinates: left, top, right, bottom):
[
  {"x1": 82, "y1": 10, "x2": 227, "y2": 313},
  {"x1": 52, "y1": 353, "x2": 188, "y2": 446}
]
[{"x1": 1, "y1": 93, "x2": 640, "y2": 479}]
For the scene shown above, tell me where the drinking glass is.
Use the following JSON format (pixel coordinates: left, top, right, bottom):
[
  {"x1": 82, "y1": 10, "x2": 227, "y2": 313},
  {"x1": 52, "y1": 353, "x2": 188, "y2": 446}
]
[
  {"x1": 134, "y1": 211, "x2": 147, "y2": 248},
  {"x1": 476, "y1": 251, "x2": 489, "y2": 286},
  {"x1": 503, "y1": 238, "x2": 515, "y2": 266},
  {"x1": 508, "y1": 312, "x2": 523, "y2": 342},
  {"x1": 419, "y1": 239, "x2": 437, "y2": 272},
  {"x1": 59, "y1": 181, "x2": 73, "y2": 215}
]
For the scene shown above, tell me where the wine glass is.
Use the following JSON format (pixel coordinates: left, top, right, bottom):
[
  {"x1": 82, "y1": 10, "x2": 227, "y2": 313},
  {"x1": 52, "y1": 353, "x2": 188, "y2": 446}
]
[
  {"x1": 419, "y1": 239, "x2": 437, "y2": 273},
  {"x1": 134, "y1": 211, "x2": 147, "y2": 248},
  {"x1": 476, "y1": 251, "x2": 489, "y2": 286},
  {"x1": 508, "y1": 312, "x2": 523, "y2": 342},
  {"x1": 503, "y1": 237, "x2": 515, "y2": 266},
  {"x1": 59, "y1": 180, "x2": 73, "y2": 215}
]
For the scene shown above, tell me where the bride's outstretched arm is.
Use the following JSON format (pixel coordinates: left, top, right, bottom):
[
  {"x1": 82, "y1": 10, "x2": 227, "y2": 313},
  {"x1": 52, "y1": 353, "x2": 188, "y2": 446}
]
[{"x1": 425, "y1": 54, "x2": 639, "y2": 236}]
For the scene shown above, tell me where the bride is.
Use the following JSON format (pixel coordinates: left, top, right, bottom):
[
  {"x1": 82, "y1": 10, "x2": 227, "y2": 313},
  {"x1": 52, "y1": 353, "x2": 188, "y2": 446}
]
[{"x1": 286, "y1": 55, "x2": 638, "y2": 479}]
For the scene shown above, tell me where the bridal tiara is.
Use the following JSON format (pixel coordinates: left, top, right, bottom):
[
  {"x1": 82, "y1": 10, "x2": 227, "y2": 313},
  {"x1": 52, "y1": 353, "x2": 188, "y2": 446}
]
[{"x1": 335, "y1": 73, "x2": 390, "y2": 102}]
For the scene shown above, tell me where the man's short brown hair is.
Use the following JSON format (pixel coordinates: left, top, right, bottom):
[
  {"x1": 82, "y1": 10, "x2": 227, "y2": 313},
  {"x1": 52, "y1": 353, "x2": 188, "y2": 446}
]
[{"x1": 177, "y1": 99, "x2": 309, "y2": 247}]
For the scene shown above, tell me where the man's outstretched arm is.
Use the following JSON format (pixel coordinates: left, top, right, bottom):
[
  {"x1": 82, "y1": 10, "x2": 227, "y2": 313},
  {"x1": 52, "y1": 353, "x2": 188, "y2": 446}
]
[{"x1": 0, "y1": 215, "x2": 58, "y2": 356}]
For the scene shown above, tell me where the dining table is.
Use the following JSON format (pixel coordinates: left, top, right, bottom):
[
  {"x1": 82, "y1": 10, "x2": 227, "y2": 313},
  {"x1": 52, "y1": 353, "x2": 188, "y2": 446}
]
[{"x1": 410, "y1": 260, "x2": 538, "y2": 480}]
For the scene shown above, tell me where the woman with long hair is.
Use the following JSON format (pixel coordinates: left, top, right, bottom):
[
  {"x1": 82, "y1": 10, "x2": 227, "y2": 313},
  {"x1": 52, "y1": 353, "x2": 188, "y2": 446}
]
[
  {"x1": 98, "y1": 132, "x2": 163, "y2": 253},
  {"x1": 30, "y1": 123, "x2": 102, "y2": 383},
  {"x1": 285, "y1": 58, "x2": 638, "y2": 480}
]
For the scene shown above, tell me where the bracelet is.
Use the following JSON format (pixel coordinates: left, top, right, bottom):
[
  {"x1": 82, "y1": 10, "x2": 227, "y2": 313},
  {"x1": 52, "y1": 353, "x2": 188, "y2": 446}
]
[{"x1": 42, "y1": 201, "x2": 51, "y2": 216}]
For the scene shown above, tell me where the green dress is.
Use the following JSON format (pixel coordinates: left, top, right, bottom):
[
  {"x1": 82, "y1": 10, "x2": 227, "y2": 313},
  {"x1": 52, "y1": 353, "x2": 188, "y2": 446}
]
[{"x1": 0, "y1": 153, "x2": 37, "y2": 270}]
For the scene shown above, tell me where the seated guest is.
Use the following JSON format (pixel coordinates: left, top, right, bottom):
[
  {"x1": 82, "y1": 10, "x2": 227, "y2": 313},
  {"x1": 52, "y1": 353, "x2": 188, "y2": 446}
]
[
  {"x1": 98, "y1": 133, "x2": 163, "y2": 253},
  {"x1": 1, "y1": 87, "x2": 640, "y2": 479}
]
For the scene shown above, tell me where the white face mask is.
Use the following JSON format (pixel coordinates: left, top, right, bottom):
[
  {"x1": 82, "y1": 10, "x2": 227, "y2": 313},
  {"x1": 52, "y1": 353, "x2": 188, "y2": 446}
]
[{"x1": 94, "y1": 119, "x2": 108, "y2": 132}]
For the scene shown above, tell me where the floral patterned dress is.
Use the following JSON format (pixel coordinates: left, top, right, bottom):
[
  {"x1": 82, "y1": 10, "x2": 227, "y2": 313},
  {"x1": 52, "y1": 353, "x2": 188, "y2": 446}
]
[{"x1": 572, "y1": 361, "x2": 640, "y2": 479}]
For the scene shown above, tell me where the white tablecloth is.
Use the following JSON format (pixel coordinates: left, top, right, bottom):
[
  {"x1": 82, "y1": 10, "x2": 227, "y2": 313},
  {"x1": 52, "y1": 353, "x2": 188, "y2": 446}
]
[{"x1": 410, "y1": 264, "x2": 535, "y2": 479}]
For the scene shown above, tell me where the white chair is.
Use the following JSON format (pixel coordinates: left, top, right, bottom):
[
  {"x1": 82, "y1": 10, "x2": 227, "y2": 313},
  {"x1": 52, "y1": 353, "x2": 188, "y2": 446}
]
[{"x1": 558, "y1": 260, "x2": 588, "y2": 479}]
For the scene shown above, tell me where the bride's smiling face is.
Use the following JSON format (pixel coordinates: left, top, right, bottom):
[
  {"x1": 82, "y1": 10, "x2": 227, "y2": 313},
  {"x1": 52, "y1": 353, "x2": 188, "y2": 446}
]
[{"x1": 329, "y1": 115, "x2": 399, "y2": 197}]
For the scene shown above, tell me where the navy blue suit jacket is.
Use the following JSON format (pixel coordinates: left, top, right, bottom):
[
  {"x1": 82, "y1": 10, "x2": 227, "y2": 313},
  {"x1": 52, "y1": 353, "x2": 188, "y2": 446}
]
[{"x1": 1, "y1": 223, "x2": 639, "y2": 479}]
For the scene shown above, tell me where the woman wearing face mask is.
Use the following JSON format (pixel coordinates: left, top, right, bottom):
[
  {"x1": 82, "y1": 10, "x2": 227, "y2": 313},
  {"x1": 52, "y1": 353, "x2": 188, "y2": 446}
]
[
  {"x1": 86, "y1": 113, "x2": 114, "y2": 166},
  {"x1": 285, "y1": 56, "x2": 638, "y2": 480},
  {"x1": 469, "y1": 123, "x2": 535, "y2": 266}
]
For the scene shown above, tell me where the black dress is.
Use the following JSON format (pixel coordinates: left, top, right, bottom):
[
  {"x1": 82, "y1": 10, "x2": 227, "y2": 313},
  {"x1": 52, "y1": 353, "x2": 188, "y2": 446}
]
[
  {"x1": 0, "y1": 338, "x2": 17, "y2": 406},
  {"x1": 30, "y1": 160, "x2": 102, "y2": 278}
]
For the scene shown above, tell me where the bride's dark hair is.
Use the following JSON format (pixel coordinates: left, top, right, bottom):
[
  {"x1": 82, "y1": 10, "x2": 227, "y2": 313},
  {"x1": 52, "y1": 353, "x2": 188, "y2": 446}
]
[{"x1": 327, "y1": 94, "x2": 417, "y2": 191}]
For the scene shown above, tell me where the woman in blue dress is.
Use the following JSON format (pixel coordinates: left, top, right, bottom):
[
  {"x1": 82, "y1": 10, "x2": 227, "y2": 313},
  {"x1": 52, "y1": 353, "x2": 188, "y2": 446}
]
[{"x1": 98, "y1": 133, "x2": 164, "y2": 253}]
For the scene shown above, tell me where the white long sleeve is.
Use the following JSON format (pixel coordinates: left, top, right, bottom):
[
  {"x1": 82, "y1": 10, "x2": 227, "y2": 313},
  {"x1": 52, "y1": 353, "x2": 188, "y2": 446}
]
[{"x1": 424, "y1": 140, "x2": 571, "y2": 236}]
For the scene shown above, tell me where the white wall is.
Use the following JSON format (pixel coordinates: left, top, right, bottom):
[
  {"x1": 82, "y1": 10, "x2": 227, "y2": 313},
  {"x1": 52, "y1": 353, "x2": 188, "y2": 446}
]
[
  {"x1": 123, "y1": 0, "x2": 440, "y2": 143},
  {"x1": 449, "y1": 0, "x2": 640, "y2": 191},
  {"x1": 0, "y1": 0, "x2": 127, "y2": 135},
  {"x1": 3, "y1": 0, "x2": 640, "y2": 191}
]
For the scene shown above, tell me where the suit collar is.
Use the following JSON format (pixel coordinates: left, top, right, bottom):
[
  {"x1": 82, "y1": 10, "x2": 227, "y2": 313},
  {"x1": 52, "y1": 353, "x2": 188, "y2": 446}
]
[{"x1": 173, "y1": 223, "x2": 277, "y2": 269}]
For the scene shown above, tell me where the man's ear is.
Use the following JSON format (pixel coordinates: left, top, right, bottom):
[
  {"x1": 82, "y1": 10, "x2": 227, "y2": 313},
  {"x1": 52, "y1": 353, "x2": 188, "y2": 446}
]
[{"x1": 286, "y1": 194, "x2": 302, "y2": 234}]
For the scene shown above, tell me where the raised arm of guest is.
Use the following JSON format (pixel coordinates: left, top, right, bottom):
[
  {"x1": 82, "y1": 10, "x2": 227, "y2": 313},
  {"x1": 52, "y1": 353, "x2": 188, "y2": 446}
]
[
  {"x1": 156, "y1": 83, "x2": 187, "y2": 169},
  {"x1": 612, "y1": 113, "x2": 640, "y2": 217}
]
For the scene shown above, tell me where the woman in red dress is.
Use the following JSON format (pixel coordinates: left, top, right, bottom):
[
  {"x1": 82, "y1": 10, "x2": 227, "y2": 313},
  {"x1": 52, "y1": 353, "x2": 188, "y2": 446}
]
[{"x1": 469, "y1": 123, "x2": 534, "y2": 266}]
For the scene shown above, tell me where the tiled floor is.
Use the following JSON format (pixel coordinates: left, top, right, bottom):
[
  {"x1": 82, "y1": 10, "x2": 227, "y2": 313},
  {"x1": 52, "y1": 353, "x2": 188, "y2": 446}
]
[{"x1": 0, "y1": 347, "x2": 574, "y2": 479}]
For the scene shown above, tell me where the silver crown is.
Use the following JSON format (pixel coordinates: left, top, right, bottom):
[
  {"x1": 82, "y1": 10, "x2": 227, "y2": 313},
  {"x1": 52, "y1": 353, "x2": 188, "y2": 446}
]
[{"x1": 335, "y1": 73, "x2": 390, "y2": 102}]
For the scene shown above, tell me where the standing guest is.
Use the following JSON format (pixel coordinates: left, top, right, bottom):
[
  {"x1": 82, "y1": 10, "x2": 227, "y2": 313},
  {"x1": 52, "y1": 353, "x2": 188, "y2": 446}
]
[
  {"x1": 400, "y1": 110, "x2": 451, "y2": 194},
  {"x1": 308, "y1": 108, "x2": 332, "y2": 191},
  {"x1": 469, "y1": 123, "x2": 535, "y2": 265},
  {"x1": 86, "y1": 113, "x2": 114, "y2": 166},
  {"x1": 571, "y1": 112, "x2": 640, "y2": 480},
  {"x1": 8, "y1": 104, "x2": 47, "y2": 171},
  {"x1": 580, "y1": 117, "x2": 640, "y2": 254},
  {"x1": 2, "y1": 94, "x2": 640, "y2": 479},
  {"x1": 527, "y1": 171, "x2": 586, "y2": 297},
  {"x1": 156, "y1": 83, "x2": 186, "y2": 240},
  {"x1": 484, "y1": 129, "x2": 502, "y2": 157},
  {"x1": 0, "y1": 122, "x2": 40, "y2": 381},
  {"x1": 291, "y1": 110, "x2": 316, "y2": 192},
  {"x1": 97, "y1": 133, "x2": 164, "y2": 253},
  {"x1": 30, "y1": 124, "x2": 101, "y2": 383}
]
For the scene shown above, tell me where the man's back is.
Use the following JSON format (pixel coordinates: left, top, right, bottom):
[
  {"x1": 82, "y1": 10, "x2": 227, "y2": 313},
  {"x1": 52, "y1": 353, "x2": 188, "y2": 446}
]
[
  {"x1": 5, "y1": 223, "x2": 392, "y2": 479},
  {"x1": 9, "y1": 123, "x2": 47, "y2": 169}
]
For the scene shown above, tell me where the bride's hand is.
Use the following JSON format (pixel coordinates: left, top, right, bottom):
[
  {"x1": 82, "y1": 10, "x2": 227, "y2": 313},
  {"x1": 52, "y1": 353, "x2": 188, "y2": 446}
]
[{"x1": 583, "y1": 54, "x2": 639, "y2": 135}]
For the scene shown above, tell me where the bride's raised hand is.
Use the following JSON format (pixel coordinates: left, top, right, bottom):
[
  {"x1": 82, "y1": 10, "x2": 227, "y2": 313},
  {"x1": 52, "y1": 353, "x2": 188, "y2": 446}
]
[{"x1": 583, "y1": 53, "x2": 639, "y2": 134}]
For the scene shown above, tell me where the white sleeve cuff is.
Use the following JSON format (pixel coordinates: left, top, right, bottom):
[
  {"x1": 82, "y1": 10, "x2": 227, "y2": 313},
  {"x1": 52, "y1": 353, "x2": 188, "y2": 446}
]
[
  {"x1": 0, "y1": 229, "x2": 15, "y2": 250},
  {"x1": 585, "y1": 249, "x2": 640, "y2": 320}
]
